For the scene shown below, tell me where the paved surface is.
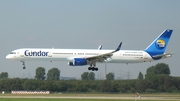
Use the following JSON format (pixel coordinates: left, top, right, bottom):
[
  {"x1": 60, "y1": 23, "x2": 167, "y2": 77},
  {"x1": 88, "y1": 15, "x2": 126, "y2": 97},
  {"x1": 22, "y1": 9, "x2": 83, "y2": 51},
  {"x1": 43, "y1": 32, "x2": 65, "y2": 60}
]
[{"x1": 0, "y1": 95, "x2": 180, "y2": 100}]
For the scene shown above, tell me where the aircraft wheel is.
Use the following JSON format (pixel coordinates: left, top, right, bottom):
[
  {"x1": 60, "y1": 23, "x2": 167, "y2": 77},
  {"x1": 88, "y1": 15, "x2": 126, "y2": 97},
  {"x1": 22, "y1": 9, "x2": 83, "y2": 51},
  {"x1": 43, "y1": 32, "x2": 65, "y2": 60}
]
[
  {"x1": 95, "y1": 68, "x2": 98, "y2": 71},
  {"x1": 92, "y1": 67, "x2": 95, "y2": 71},
  {"x1": 88, "y1": 67, "x2": 91, "y2": 70},
  {"x1": 23, "y1": 67, "x2": 26, "y2": 69}
]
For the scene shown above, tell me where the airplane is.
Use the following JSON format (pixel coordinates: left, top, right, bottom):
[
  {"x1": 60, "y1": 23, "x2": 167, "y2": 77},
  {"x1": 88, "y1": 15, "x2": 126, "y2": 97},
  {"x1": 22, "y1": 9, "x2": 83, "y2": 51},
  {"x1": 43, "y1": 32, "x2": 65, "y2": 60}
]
[{"x1": 6, "y1": 29, "x2": 173, "y2": 71}]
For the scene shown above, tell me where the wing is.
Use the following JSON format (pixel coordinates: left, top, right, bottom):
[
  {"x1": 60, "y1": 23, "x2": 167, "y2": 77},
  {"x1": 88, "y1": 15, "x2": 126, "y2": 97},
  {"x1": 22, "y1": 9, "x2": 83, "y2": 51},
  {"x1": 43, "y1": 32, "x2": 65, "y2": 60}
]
[{"x1": 85, "y1": 42, "x2": 122, "y2": 62}]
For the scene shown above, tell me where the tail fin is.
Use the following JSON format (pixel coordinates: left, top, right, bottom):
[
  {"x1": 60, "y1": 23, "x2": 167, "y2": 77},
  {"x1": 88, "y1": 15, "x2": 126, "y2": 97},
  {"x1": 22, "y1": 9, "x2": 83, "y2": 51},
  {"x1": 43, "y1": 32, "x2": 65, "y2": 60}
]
[{"x1": 145, "y1": 29, "x2": 173, "y2": 57}]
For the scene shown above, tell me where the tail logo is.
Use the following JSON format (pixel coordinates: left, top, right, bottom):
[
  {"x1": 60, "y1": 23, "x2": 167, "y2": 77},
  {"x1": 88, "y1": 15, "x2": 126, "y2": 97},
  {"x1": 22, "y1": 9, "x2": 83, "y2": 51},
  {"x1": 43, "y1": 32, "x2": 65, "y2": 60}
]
[{"x1": 156, "y1": 39, "x2": 166, "y2": 49}]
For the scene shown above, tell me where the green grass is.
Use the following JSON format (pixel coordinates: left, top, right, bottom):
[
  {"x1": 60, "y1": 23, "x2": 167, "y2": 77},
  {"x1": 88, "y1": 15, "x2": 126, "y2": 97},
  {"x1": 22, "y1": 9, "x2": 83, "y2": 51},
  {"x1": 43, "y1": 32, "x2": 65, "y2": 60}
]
[
  {"x1": 0, "y1": 98, "x2": 179, "y2": 101},
  {"x1": 0, "y1": 98, "x2": 176, "y2": 101}
]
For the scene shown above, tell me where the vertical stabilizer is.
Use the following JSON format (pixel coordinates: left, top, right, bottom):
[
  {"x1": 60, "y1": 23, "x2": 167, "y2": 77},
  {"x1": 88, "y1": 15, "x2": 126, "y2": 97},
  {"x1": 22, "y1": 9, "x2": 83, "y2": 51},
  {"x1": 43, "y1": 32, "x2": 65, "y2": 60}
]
[{"x1": 145, "y1": 29, "x2": 173, "y2": 58}]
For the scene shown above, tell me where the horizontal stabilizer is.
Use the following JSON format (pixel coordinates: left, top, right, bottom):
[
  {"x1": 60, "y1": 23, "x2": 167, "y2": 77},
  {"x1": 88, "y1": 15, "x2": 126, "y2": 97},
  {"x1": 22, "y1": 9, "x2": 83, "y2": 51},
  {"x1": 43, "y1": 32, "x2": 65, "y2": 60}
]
[{"x1": 152, "y1": 52, "x2": 174, "y2": 58}]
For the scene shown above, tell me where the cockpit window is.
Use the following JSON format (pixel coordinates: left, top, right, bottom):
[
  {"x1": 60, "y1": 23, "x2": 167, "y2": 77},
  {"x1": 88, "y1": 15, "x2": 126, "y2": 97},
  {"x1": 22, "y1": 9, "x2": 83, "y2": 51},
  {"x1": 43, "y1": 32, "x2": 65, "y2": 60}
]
[{"x1": 10, "y1": 52, "x2": 16, "y2": 54}]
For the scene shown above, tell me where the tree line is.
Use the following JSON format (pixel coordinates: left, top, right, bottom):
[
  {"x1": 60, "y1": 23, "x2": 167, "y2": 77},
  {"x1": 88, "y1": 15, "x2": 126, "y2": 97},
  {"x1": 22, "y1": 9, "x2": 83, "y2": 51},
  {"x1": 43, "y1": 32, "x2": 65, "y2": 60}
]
[
  {"x1": 35, "y1": 67, "x2": 60, "y2": 80},
  {"x1": 0, "y1": 63, "x2": 179, "y2": 93}
]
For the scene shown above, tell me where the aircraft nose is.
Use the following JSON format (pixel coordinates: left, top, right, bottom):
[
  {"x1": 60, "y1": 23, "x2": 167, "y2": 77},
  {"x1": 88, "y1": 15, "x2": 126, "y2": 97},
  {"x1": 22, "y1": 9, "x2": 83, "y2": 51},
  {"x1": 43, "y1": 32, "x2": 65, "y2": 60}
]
[{"x1": 6, "y1": 55, "x2": 12, "y2": 60}]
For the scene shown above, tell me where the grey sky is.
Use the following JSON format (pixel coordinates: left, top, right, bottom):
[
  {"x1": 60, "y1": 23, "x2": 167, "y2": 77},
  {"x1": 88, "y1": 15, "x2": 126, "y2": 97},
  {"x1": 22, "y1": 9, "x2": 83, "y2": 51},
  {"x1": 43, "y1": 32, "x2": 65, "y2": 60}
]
[{"x1": 0, "y1": 0, "x2": 179, "y2": 79}]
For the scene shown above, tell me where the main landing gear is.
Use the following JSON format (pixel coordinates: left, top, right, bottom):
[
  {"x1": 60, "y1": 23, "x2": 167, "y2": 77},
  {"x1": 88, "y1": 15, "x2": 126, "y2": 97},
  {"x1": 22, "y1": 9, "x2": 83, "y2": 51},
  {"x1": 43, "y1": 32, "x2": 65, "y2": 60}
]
[
  {"x1": 88, "y1": 67, "x2": 98, "y2": 71},
  {"x1": 88, "y1": 63, "x2": 98, "y2": 71},
  {"x1": 21, "y1": 61, "x2": 26, "y2": 69}
]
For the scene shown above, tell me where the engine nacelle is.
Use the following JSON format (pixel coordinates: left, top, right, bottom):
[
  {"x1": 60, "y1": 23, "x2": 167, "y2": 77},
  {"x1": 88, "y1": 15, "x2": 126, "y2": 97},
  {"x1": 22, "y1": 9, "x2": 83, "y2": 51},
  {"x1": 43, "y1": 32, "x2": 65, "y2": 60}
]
[{"x1": 68, "y1": 58, "x2": 88, "y2": 66}]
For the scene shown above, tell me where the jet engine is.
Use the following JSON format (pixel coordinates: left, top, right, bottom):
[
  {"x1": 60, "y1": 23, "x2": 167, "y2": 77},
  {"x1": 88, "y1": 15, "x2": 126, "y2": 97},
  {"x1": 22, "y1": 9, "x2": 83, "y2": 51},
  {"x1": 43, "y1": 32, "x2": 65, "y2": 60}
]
[{"x1": 68, "y1": 58, "x2": 88, "y2": 66}]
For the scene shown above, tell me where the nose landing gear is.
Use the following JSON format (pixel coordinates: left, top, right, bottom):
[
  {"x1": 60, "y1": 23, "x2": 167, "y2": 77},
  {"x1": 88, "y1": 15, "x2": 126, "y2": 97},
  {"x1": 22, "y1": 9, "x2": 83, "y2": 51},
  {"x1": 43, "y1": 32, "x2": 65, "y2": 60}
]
[{"x1": 21, "y1": 61, "x2": 26, "y2": 69}]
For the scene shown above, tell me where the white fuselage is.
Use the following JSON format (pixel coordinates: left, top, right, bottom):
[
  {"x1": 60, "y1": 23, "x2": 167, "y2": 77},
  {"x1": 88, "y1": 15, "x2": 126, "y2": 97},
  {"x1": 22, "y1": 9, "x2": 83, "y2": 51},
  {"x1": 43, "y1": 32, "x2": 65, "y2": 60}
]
[
  {"x1": 6, "y1": 48, "x2": 155, "y2": 64},
  {"x1": 5, "y1": 29, "x2": 173, "y2": 70}
]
